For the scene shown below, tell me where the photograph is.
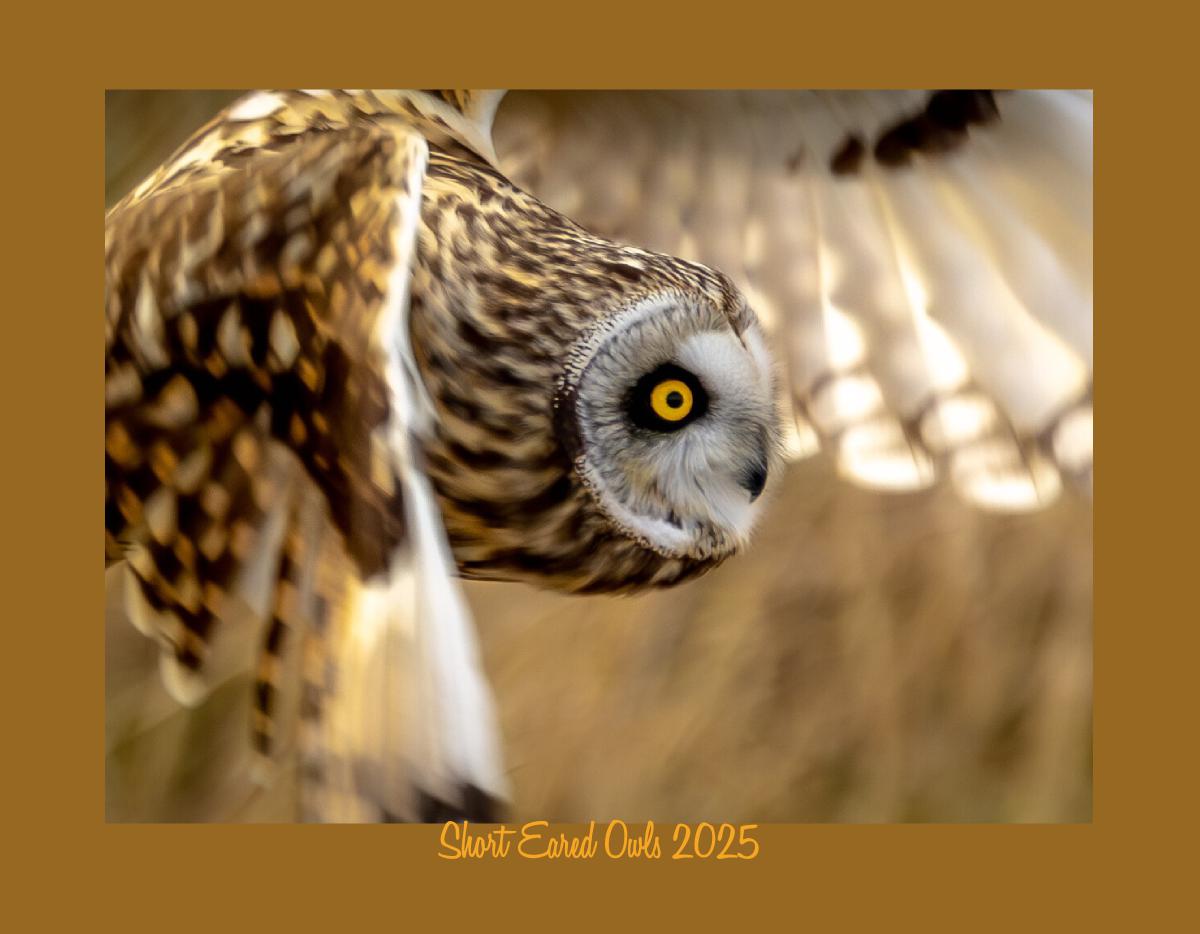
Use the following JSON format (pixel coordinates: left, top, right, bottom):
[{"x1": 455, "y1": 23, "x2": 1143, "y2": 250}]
[{"x1": 104, "y1": 89, "x2": 1093, "y2": 825}]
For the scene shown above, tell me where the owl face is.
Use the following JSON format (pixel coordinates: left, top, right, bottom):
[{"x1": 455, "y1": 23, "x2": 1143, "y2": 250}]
[{"x1": 558, "y1": 290, "x2": 780, "y2": 561}]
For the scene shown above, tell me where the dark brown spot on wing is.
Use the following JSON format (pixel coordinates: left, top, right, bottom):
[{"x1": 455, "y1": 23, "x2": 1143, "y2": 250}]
[
  {"x1": 873, "y1": 90, "x2": 999, "y2": 168},
  {"x1": 830, "y1": 135, "x2": 866, "y2": 175}
]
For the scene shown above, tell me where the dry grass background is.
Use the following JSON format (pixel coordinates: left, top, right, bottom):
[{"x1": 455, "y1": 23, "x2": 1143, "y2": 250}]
[{"x1": 105, "y1": 91, "x2": 1092, "y2": 823}]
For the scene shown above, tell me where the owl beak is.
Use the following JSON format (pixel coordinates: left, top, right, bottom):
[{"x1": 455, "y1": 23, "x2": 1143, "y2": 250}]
[{"x1": 740, "y1": 461, "x2": 768, "y2": 502}]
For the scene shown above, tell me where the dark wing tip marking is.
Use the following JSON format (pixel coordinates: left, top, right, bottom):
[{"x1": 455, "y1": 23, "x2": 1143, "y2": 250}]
[
  {"x1": 830, "y1": 134, "x2": 866, "y2": 175},
  {"x1": 872, "y1": 90, "x2": 1000, "y2": 169},
  {"x1": 415, "y1": 785, "x2": 507, "y2": 824}
]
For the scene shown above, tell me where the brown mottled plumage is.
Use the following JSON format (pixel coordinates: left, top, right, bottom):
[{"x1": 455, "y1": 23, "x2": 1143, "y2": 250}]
[{"x1": 105, "y1": 89, "x2": 779, "y2": 821}]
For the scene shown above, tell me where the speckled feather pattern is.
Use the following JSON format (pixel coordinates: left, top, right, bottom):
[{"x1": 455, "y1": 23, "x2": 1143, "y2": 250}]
[
  {"x1": 105, "y1": 92, "x2": 505, "y2": 818},
  {"x1": 410, "y1": 149, "x2": 763, "y2": 592},
  {"x1": 104, "y1": 89, "x2": 775, "y2": 820}
]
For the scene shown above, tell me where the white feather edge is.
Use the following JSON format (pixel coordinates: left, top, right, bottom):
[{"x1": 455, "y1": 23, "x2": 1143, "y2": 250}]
[{"x1": 314, "y1": 126, "x2": 509, "y2": 819}]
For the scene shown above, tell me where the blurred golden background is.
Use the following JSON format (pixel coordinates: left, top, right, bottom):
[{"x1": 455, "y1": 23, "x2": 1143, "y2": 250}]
[{"x1": 106, "y1": 91, "x2": 1092, "y2": 822}]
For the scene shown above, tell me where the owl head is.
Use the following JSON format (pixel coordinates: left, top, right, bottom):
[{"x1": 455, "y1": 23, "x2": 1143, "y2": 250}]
[
  {"x1": 412, "y1": 153, "x2": 782, "y2": 592},
  {"x1": 555, "y1": 288, "x2": 779, "y2": 564}
]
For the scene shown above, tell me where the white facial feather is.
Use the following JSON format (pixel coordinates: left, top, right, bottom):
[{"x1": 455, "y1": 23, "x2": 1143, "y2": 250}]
[{"x1": 573, "y1": 293, "x2": 780, "y2": 559}]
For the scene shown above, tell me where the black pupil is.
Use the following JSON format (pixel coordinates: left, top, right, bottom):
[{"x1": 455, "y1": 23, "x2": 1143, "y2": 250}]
[{"x1": 629, "y1": 363, "x2": 707, "y2": 433}]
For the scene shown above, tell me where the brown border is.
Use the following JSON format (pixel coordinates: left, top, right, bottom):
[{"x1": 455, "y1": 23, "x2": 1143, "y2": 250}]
[{"x1": 9, "y1": 0, "x2": 1191, "y2": 926}]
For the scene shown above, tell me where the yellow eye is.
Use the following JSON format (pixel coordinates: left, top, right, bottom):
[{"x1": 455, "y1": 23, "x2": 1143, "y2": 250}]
[{"x1": 650, "y1": 379, "x2": 693, "y2": 422}]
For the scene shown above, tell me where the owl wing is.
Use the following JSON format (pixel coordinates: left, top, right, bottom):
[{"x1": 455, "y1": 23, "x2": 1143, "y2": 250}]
[
  {"x1": 105, "y1": 118, "x2": 507, "y2": 821},
  {"x1": 491, "y1": 90, "x2": 1092, "y2": 511}
]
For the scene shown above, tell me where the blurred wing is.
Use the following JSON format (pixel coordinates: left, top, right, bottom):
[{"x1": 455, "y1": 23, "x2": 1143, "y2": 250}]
[
  {"x1": 492, "y1": 90, "x2": 1093, "y2": 510},
  {"x1": 105, "y1": 114, "x2": 506, "y2": 821}
]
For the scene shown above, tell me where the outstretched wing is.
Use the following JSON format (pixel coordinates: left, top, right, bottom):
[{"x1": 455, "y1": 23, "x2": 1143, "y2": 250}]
[
  {"x1": 105, "y1": 114, "x2": 506, "y2": 821},
  {"x1": 492, "y1": 90, "x2": 1093, "y2": 511}
]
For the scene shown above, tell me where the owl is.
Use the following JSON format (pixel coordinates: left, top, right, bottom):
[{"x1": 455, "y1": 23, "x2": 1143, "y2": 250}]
[{"x1": 105, "y1": 89, "x2": 1092, "y2": 822}]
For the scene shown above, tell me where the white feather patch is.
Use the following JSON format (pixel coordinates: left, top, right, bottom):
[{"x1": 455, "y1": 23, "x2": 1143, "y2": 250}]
[{"x1": 227, "y1": 91, "x2": 286, "y2": 123}]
